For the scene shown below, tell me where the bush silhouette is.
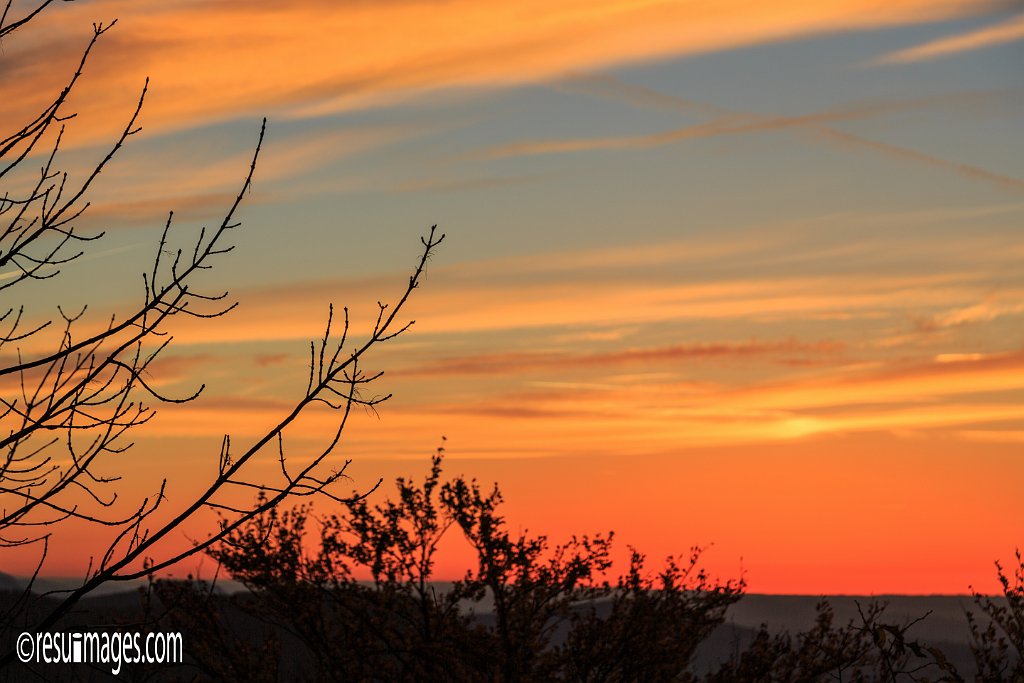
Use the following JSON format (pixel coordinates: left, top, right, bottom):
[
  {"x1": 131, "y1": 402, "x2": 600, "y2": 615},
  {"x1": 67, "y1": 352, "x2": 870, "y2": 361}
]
[
  {"x1": 967, "y1": 550, "x2": 1024, "y2": 682},
  {"x1": 128, "y1": 446, "x2": 1022, "y2": 682},
  {"x1": 145, "y1": 445, "x2": 740, "y2": 681}
]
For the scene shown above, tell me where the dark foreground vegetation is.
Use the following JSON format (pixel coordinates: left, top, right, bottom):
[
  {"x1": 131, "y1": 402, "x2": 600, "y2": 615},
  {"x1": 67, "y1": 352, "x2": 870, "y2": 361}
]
[{"x1": 3, "y1": 446, "x2": 1021, "y2": 682}]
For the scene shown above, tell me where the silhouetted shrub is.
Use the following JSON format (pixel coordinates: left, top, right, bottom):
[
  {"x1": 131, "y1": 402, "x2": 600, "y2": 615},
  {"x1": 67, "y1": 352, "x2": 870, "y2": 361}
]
[
  {"x1": 134, "y1": 450, "x2": 1022, "y2": 682},
  {"x1": 968, "y1": 550, "x2": 1024, "y2": 682},
  {"x1": 151, "y1": 447, "x2": 737, "y2": 681}
]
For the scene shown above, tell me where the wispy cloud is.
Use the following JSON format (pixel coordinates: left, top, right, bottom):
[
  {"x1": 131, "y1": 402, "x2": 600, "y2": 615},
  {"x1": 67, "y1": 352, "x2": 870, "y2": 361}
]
[
  {"x1": 98, "y1": 222, "x2": 1018, "y2": 348},
  {"x1": 78, "y1": 192, "x2": 242, "y2": 228},
  {"x1": 109, "y1": 344, "x2": 1024, "y2": 455},
  {"x1": 146, "y1": 270, "x2": 977, "y2": 345},
  {"x1": 392, "y1": 172, "x2": 554, "y2": 194},
  {"x1": 0, "y1": 0, "x2": 995, "y2": 149},
  {"x1": 488, "y1": 77, "x2": 1024, "y2": 192},
  {"x1": 724, "y1": 350, "x2": 1024, "y2": 413},
  {"x1": 74, "y1": 123, "x2": 421, "y2": 224},
  {"x1": 814, "y1": 125, "x2": 1024, "y2": 193},
  {"x1": 957, "y1": 429, "x2": 1024, "y2": 443},
  {"x1": 394, "y1": 339, "x2": 845, "y2": 377},
  {"x1": 875, "y1": 12, "x2": 1024, "y2": 64},
  {"x1": 554, "y1": 72, "x2": 729, "y2": 118},
  {"x1": 409, "y1": 350, "x2": 1024, "y2": 444},
  {"x1": 485, "y1": 90, "x2": 987, "y2": 157},
  {"x1": 928, "y1": 298, "x2": 1024, "y2": 328}
]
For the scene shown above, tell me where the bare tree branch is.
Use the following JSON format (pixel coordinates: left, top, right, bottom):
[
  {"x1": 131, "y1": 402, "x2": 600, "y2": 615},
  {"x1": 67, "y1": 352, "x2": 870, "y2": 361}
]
[{"x1": 0, "y1": 3, "x2": 443, "y2": 668}]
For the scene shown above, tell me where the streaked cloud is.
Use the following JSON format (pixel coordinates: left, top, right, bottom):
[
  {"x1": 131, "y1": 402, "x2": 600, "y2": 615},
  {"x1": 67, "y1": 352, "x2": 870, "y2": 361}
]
[
  {"x1": 483, "y1": 90, "x2": 997, "y2": 156},
  {"x1": 145, "y1": 353, "x2": 217, "y2": 388},
  {"x1": 73, "y1": 123, "x2": 422, "y2": 227},
  {"x1": 397, "y1": 350, "x2": 1024, "y2": 448},
  {"x1": 929, "y1": 299, "x2": 1024, "y2": 327},
  {"x1": 935, "y1": 352, "x2": 988, "y2": 363},
  {"x1": 394, "y1": 339, "x2": 845, "y2": 377},
  {"x1": 139, "y1": 349, "x2": 1024, "y2": 453},
  {"x1": 141, "y1": 270, "x2": 974, "y2": 344},
  {"x1": 78, "y1": 192, "x2": 243, "y2": 228},
  {"x1": 0, "y1": 0, "x2": 996, "y2": 149},
  {"x1": 723, "y1": 350, "x2": 1024, "y2": 412},
  {"x1": 815, "y1": 126, "x2": 1024, "y2": 193},
  {"x1": 957, "y1": 429, "x2": 1024, "y2": 443},
  {"x1": 486, "y1": 78, "x2": 1024, "y2": 192},
  {"x1": 875, "y1": 12, "x2": 1024, "y2": 64},
  {"x1": 80, "y1": 223, "x2": 1016, "y2": 348}
]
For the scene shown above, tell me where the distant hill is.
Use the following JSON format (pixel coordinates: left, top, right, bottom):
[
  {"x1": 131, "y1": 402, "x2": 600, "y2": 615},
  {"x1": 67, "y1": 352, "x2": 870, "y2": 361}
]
[
  {"x1": 698, "y1": 594, "x2": 985, "y2": 677},
  {"x1": 1, "y1": 583, "x2": 999, "y2": 680}
]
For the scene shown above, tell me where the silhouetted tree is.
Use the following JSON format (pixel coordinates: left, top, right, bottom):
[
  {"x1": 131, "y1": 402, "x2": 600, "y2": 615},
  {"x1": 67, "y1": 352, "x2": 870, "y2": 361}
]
[
  {"x1": 200, "y1": 449, "x2": 483, "y2": 681},
  {"x1": 152, "y1": 449, "x2": 1024, "y2": 683},
  {"x1": 440, "y1": 468, "x2": 619, "y2": 681},
  {"x1": 966, "y1": 550, "x2": 1024, "y2": 682},
  {"x1": 139, "y1": 446, "x2": 742, "y2": 681},
  {"x1": 0, "y1": 0, "x2": 442, "y2": 665},
  {"x1": 705, "y1": 599, "x2": 966, "y2": 683},
  {"x1": 561, "y1": 548, "x2": 741, "y2": 682}
]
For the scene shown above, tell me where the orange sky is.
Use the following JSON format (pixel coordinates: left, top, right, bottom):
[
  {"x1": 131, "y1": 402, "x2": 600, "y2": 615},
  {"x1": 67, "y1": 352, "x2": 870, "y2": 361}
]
[{"x1": 2, "y1": 0, "x2": 1023, "y2": 594}]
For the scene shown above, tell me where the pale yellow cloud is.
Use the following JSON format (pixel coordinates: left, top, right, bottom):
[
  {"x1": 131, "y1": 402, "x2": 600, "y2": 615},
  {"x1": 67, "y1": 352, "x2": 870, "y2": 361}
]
[
  {"x1": 930, "y1": 299, "x2": 1024, "y2": 327},
  {"x1": 935, "y1": 352, "x2": 987, "y2": 362},
  {"x1": 136, "y1": 347, "x2": 1024, "y2": 455},
  {"x1": 875, "y1": 11, "x2": 1024, "y2": 63},
  {"x1": 398, "y1": 350, "x2": 1024, "y2": 450},
  {"x1": 722, "y1": 350, "x2": 1024, "y2": 413}
]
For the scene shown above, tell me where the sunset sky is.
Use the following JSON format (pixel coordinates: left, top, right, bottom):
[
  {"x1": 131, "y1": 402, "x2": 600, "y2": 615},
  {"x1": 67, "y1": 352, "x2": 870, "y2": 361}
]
[{"x1": 4, "y1": 0, "x2": 1023, "y2": 594}]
